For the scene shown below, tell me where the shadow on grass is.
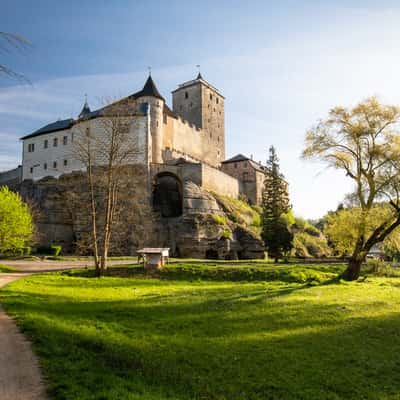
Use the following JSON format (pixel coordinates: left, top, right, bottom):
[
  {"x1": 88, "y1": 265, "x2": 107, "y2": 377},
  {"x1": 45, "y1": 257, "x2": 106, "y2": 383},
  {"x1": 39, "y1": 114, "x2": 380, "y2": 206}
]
[{"x1": 3, "y1": 280, "x2": 400, "y2": 400}]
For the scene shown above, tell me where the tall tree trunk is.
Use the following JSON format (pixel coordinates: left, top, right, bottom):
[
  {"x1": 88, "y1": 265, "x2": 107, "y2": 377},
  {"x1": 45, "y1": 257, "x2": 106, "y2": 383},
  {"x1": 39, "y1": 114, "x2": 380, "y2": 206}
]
[{"x1": 342, "y1": 255, "x2": 364, "y2": 281}]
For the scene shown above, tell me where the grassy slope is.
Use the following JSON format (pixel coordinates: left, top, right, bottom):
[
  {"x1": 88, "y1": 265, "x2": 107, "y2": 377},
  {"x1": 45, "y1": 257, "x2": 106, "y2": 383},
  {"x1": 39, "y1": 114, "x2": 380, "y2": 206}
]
[{"x1": 1, "y1": 262, "x2": 400, "y2": 399}]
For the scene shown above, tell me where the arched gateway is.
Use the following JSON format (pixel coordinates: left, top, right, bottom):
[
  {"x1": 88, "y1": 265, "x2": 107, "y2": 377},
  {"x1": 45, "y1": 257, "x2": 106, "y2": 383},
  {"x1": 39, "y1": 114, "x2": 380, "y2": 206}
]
[{"x1": 152, "y1": 172, "x2": 183, "y2": 218}]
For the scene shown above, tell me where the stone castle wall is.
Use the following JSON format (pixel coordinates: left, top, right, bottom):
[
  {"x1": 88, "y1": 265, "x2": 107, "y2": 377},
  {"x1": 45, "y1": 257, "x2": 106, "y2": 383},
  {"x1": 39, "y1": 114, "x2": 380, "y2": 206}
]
[{"x1": 21, "y1": 113, "x2": 149, "y2": 181}]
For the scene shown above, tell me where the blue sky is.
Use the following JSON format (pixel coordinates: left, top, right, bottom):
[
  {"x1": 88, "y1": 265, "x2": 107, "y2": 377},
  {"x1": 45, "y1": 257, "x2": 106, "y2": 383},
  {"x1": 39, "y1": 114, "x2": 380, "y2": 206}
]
[{"x1": 2, "y1": 0, "x2": 400, "y2": 218}]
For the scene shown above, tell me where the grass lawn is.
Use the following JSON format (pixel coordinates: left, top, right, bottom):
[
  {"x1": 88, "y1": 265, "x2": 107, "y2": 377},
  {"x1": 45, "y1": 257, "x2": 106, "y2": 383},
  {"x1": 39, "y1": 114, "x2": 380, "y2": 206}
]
[
  {"x1": 0, "y1": 263, "x2": 16, "y2": 272},
  {"x1": 1, "y1": 261, "x2": 400, "y2": 399}
]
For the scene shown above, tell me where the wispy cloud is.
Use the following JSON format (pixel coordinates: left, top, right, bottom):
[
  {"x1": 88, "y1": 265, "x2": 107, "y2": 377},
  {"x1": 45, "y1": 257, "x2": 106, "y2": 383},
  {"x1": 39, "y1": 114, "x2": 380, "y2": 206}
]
[{"x1": 2, "y1": 6, "x2": 400, "y2": 217}]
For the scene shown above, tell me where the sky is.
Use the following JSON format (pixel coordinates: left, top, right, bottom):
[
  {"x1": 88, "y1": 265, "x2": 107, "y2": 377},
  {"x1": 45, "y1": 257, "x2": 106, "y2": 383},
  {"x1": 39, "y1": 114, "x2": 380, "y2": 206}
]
[{"x1": 2, "y1": 0, "x2": 400, "y2": 218}]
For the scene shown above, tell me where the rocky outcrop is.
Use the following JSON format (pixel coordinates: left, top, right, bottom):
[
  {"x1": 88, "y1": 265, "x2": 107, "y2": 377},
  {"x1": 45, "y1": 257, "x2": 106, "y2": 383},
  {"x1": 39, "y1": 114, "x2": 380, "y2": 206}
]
[{"x1": 16, "y1": 174, "x2": 265, "y2": 259}]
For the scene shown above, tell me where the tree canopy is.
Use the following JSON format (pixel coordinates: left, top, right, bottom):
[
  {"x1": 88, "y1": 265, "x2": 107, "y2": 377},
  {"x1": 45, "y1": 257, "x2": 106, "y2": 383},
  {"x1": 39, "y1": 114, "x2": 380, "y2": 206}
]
[
  {"x1": 0, "y1": 186, "x2": 33, "y2": 255},
  {"x1": 303, "y1": 97, "x2": 400, "y2": 280}
]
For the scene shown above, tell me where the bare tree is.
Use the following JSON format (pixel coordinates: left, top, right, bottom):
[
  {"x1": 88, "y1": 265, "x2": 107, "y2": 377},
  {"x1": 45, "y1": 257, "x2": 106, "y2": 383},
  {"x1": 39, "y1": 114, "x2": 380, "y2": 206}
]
[
  {"x1": 303, "y1": 97, "x2": 400, "y2": 280},
  {"x1": 0, "y1": 32, "x2": 30, "y2": 83},
  {"x1": 71, "y1": 99, "x2": 153, "y2": 276}
]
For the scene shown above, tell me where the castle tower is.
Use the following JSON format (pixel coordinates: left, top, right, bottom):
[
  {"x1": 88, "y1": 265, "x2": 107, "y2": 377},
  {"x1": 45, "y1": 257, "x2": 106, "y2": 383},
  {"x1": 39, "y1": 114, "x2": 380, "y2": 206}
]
[
  {"x1": 172, "y1": 73, "x2": 225, "y2": 163},
  {"x1": 133, "y1": 75, "x2": 165, "y2": 164}
]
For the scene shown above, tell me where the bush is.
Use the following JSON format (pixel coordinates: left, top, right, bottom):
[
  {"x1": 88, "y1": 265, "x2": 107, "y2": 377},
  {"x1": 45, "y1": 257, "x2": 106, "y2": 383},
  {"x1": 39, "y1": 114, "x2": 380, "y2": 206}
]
[
  {"x1": 221, "y1": 229, "x2": 231, "y2": 239},
  {"x1": 292, "y1": 232, "x2": 331, "y2": 258},
  {"x1": 212, "y1": 214, "x2": 227, "y2": 225},
  {"x1": 0, "y1": 186, "x2": 34, "y2": 256},
  {"x1": 364, "y1": 258, "x2": 400, "y2": 276},
  {"x1": 51, "y1": 245, "x2": 62, "y2": 257},
  {"x1": 36, "y1": 245, "x2": 62, "y2": 256}
]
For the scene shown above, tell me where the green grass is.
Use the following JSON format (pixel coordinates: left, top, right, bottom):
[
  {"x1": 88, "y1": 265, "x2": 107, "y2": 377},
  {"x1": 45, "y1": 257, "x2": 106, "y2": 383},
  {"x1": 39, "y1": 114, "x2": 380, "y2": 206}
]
[
  {"x1": 0, "y1": 263, "x2": 16, "y2": 272},
  {"x1": 1, "y1": 262, "x2": 400, "y2": 399}
]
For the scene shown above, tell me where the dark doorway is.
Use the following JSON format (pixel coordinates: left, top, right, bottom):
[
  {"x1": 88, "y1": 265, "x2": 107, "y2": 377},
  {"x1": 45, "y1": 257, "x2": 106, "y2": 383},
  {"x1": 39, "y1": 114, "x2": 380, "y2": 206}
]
[{"x1": 153, "y1": 173, "x2": 183, "y2": 218}]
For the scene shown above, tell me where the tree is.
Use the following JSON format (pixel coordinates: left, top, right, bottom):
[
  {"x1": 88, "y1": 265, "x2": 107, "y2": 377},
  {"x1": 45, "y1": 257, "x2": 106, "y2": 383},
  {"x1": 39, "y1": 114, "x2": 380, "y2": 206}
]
[
  {"x1": 324, "y1": 205, "x2": 400, "y2": 258},
  {"x1": 71, "y1": 100, "x2": 152, "y2": 276},
  {"x1": 0, "y1": 186, "x2": 33, "y2": 255},
  {"x1": 261, "y1": 146, "x2": 293, "y2": 262},
  {"x1": 303, "y1": 97, "x2": 400, "y2": 280},
  {"x1": 0, "y1": 32, "x2": 30, "y2": 82}
]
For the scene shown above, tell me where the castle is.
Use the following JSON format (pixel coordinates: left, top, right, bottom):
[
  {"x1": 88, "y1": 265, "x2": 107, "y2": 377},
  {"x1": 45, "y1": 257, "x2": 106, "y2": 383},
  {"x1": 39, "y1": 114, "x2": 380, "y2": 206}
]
[{"x1": 0, "y1": 73, "x2": 268, "y2": 258}]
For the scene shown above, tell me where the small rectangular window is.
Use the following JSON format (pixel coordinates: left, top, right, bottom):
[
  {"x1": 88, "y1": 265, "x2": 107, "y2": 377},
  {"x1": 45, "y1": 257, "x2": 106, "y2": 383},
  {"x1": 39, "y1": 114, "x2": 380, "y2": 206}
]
[
  {"x1": 185, "y1": 92, "x2": 188, "y2": 99},
  {"x1": 234, "y1": 163, "x2": 237, "y2": 169},
  {"x1": 216, "y1": 98, "x2": 219, "y2": 104},
  {"x1": 63, "y1": 159, "x2": 68, "y2": 166},
  {"x1": 28, "y1": 143, "x2": 35, "y2": 152},
  {"x1": 53, "y1": 138, "x2": 58, "y2": 147},
  {"x1": 30, "y1": 167, "x2": 33, "y2": 173},
  {"x1": 44, "y1": 140, "x2": 48, "y2": 149},
  {"x1": 210, "y1": 94, "x2": 213, "y2": 100},
  {"x1": 44, "y1": 163, "x2": 47, "y2": 170},
  {"x1": 53, "y1": 161, "x2": 57, "y2": 169},
  {"x1": 63, "y1": 136, "x2": 68, "y2": 145}
]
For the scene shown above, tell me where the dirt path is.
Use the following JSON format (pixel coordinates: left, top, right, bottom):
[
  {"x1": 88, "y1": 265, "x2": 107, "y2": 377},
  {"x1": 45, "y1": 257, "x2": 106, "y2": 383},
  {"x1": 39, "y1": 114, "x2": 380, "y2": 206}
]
[
  {"x1": 0, "y1": 259, "x2": 138, "y2": 399},
  {"x1": 0, "y1": 273, "x2": 48, "y2": 400},
  {"x1": 0, "y1": 258, "x2": 136, "y2": 273}
]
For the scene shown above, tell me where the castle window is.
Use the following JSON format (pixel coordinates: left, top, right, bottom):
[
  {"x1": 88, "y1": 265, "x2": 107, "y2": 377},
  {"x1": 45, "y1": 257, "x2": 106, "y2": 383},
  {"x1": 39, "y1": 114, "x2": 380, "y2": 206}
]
[
  {"x1": 30, "y1": 167, "x2": 33, "y2": 173},
  {"x1": 86, "y1": 127, "x2": 90, "y2": 137},
  {"x1": 44, "y1": 163, "x2": 47, "y2": 170},
  {"x1": 71, "y1": 132, "x2": 74, "y2": 142},
  {"x1": 185, "y1": 92, "x2": 188, "y2": 99},
  {"x1": 234, "y1": 163, "x2": 237, "y2": 169},
  {"x1": 210, "y1": 94, "x2": 213, "y2": 100},
  {"x1": 156, "y1": 120, "x2": 159, "y2": 127},
  {"x1": 28, "y1": 143, "x2": 35, "y2": 152},
  {"x1": 53, "y1": 161, "x2": 57, "y2": 169},
  {"x1": 53, "y1": 138, "x2": 58, "y2": 147},
  {"x1": 217, "y1": 136, "x2": 220, "y2": 142},
  {"x1": 63, "y1": 136, "x2": 68, "y2": 145},
  {"x1": 64, "y1": 159, "x2": 68, "y2": 166},
  {"x1": 208, "y1": 104, "x2": 210, "y2": 109},
  {"x1": 216, "y1": 98, "x2": 219, "y2": 104},
  {"x1": 44, "y1": 140, "x2": 48, "y2": 149},
  {"x1": 210, "y1": 133, "x2": 212, "y2": 138}
]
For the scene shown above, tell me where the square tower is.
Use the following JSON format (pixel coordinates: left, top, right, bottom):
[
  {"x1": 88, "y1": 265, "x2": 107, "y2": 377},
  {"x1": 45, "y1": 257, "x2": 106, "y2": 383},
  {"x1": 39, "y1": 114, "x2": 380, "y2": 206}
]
[{"x1": 172, "y1": 73, "x2": 225, "y2": 163}]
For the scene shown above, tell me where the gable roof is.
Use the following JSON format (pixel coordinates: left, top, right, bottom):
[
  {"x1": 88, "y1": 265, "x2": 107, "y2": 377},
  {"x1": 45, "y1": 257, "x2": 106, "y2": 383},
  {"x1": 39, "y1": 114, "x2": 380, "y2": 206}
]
[
  {"x1": 222, "y1": 154, "x2": 249, "y2": 163},
  {"x1": 222, "y1": 154, "x2": 267, "y2": 173},
  {"x1": 20, "y1": 119, "x2": 75, "y2": 140}
]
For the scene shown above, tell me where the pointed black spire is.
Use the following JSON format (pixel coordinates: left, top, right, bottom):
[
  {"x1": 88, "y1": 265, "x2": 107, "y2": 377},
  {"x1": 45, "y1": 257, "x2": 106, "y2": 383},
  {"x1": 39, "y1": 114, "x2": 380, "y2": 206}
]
[
  {"x1": 139, "y1": 75, "x2": 164, "y2": 100},
  {"x1": 78, "y1": 95, "x2": 91, "y2": 118},
  {"x1": 196, "y1": 72, "x2": 203, "y2": 80}
]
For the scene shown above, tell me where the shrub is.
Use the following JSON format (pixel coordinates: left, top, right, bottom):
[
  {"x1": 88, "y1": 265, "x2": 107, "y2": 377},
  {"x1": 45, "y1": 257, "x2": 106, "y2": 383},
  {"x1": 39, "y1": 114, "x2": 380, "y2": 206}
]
[
  {"x1": 36, "y1": 245, "x2": 62, "y2": 256},
  {"x1": 212, "y1": 214, "x2": 227, "y2": 225},
  {"x1": 0, "y1": 186, "x2": 34, "y2": 256},
  {"x1": 251, "y1": 214, "x2": 261, "y2": 227},
  {"x1": 292, "y1": 232, "x2": 331, "y2": 258},
  {"x1": 221, "y1": 229, "x2": 232, "y2": 239},
  {"x1": 364, "y1": 258, "x2": 400, "y2": 276},
  {"x1": 50, "y1": 245, "x2": 62, "y2": 257}
]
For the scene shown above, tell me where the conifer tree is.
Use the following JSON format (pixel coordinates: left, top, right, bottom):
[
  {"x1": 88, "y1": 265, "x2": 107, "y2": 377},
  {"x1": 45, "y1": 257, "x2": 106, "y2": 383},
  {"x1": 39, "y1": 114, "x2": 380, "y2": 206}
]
[{"x1": 261, "y1": 146, "x2": 293, "y2": 262}]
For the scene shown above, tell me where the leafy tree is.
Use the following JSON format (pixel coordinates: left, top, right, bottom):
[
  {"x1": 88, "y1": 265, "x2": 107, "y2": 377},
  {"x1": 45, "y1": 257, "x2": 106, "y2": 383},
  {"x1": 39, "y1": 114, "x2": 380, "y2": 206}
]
[
  {"x1": 303, "y1": 97, "x2": 400, "y2": 280},
  {"x1": 261, "y1": 146, "x2": 293, "y2": 262},
  {"x1": 324, "y1": 205, "x2": 400, "y2": 258},
  {"x1": 0, "y1": 186, "x2": 33, "y2": 255}
]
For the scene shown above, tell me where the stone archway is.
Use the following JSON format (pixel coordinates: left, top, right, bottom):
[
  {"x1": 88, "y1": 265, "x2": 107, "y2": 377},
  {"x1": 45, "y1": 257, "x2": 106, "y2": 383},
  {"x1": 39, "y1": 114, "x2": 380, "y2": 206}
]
[{"x1": 152, "y1": 172, "x2": 183, "y2": 218}]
